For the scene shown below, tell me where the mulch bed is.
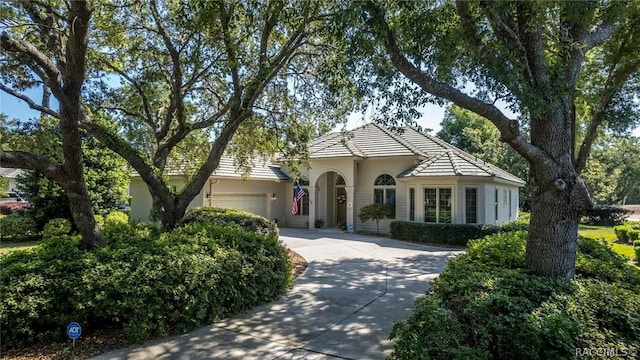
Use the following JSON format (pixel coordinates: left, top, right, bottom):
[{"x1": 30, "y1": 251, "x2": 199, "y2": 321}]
[{"x1": 1, "y1": 249, "x2": 308, "y2": 360}]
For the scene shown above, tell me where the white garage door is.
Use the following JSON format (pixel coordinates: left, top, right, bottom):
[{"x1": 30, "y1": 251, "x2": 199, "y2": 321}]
[{"x1": 211, "y1": 194, "x2": 268, "y2": 217}]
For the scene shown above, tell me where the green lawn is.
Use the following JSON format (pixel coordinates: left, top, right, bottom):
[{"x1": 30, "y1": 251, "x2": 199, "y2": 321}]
[
  {"x1": 0, "y1": 241, "x2": 40, "y2": 256},
  {"x1": 578, "y1": 224, "x2": 636, "y2": 260}
]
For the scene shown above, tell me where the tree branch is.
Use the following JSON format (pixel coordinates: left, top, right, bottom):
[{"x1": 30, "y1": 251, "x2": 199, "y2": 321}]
[
  {"x1": 1, "y1": 31, "x2": 63, "y2": 98},
  {"x1": 101, "y1": 60, "x2": 156, "y2": 130},
  {"x1": 575, "y1": 59, "x2": 640, "y2": 173},
  {"x1": 0, "y1": 150, "x2": 67, "y2": 184},
  {"x1": 366, "y1": 1, "x2": 545, "y2": 164},
  {"x1": 150, "y1": 0, "x2": 186, "y2": 141},
  {"x1": 0, "y1": 84, "x2": 60, "y2": 118},
  {"x1": 583, "y1": 21, "x2": 614, "y2": 52}
]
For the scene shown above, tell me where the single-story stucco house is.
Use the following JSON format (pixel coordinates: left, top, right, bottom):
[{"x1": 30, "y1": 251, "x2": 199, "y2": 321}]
[{"x1": 130, "y1": 123, "x2": 525, "y2": 234}]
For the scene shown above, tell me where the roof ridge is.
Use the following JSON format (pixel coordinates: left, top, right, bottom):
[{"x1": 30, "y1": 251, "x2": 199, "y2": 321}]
[
  {"x1": 411, "y1": 151, "x2": 447, "y2": 176},
  {"x1": 447, "y1": 151, "x2": 463, "y2": 176},
  {"x1": 371, "y1": 123, "x2": 426, "y2": 156}
]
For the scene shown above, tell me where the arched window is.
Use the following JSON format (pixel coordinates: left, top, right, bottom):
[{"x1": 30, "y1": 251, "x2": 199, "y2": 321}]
[
  {"x1": 374, "y1": 174, "x2": 396, "y2": 218},
  {"x1": 335, "y1": 175, "x2": 346, "y2": 185}
]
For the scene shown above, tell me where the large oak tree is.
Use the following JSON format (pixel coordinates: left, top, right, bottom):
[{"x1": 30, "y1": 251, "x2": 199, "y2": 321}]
[
  {"x1": 346, "y1": 1, "x2": 640, "y2": 278},
  {"x1": 1, "y1": 0, "x2": 103, "y2": 248},
  {"x1": 82, "y1": 0, "x2": 350, "y2": 228}
]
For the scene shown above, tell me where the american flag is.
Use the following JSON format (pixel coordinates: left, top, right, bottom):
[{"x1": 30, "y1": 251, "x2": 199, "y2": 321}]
[{"x1": 291, "y1": 184, "x2": 305, "y2": 215}]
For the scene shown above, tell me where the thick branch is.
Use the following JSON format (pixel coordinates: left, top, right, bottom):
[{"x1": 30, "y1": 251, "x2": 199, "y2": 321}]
[
  {"x1": 583, "y1": 21, "x2": 614, "y2": 52},
  {"x1": 367, "y1": 2, "x2": 545, "y2": 164},
  {"x1": 1, "y1": 31, "x2": 63, "y2": 98},
  {"x1": 0, "y1": 150, "x2": 67, "y2": 184},
  {"x1": 0, "y1": 84, "x2": 60, "y2": 118}
]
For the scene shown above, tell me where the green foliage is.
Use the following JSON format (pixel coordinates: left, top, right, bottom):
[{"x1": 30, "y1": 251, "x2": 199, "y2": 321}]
[
  {"x1": 390, "y1": 220, "x2": 527, "y2": 247},
  {"x1": 179, "y1": 207, "x2": 278, "y2": 240},
  {"x1": 389, "y1": 232, "x2": 640, "y2": 359},
  {"x1": 358, "y1": 203, "x2": 391, "y2": 234},
  {"x1": 615, "y1": 225, "x2": 632, "y2": 243},
  {"x1": 15, "y1": 119, "x2": 130, "y2": 228},
  {"x1": 581, "y1": 206, "x2": 631, "y2": 226},
  {"x1": 0, "y1": 176, "x2": 8, "y2": 196},
  {"x1": 628, "y1": 229, "x2": 640, "y2": 244},
  {"x1": 634, "y1": 240, "x2": 640, "y2": 262},
  {"x1": 42, "y1": 218, "x2": 72, "y2": 238},
  {"x1": 0, "y1": 221, "x2": 291, "y2": 348},
  {"x1": 0, "y1": 215, "x2": 39, "y2": 242}
]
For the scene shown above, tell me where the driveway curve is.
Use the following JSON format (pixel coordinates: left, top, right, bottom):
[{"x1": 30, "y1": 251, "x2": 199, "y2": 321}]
[{"x1": 93, "y1": 228, "x2": 463, "y2": 360}]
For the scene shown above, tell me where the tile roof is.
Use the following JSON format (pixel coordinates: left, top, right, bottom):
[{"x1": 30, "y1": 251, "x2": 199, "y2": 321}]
[
  {"x1": 212, "y1": 156, "x2": 290, "y2": 181},
  {"x1": 396, "y1": 127, "x2": 525, "y2": 185},
  {"x1": 143, "y1": 155, "x2": 290, "y2": 181},
  {"x1": 309, "y1": 124, "x2": 524, "y2": 185},
  {"x1": 309, "y1": 123, "x2": 422, "y2": 158}
]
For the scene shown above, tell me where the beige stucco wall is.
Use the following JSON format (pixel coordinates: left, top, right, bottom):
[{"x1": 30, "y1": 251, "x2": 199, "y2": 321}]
[
  {"x1": 130, "y1": 177, "x2": 205, "y2": 222},
  {"x1": 130, "y1": 176, "x2": 287, "y2": 223}
]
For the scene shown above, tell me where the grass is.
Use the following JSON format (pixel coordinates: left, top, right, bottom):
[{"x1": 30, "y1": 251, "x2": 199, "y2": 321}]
[
  {"x1": 578, "y1": 224, "x2": 636, "y2": 260},
  {"x1": 0, "y1": 240, "x2": 40, "y2": 255}
]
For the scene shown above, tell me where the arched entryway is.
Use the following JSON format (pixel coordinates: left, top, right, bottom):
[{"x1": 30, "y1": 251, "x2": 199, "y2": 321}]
[
  {"x1": 309, "y1": 165, "x2": 355, "y2": 232},
  {"x1": 313, "y1": 170, "x2": 350, "y2": 229}
]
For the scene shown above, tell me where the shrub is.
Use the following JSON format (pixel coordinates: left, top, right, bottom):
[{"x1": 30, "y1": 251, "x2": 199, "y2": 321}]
[
  {"x1": 499, "y1": 219, "x2": 529, "y2": 232},
  {"x1": 0, "y1": 221, "x2": 291, "y2": 348},
  {"x1": 42, "y1": 218, "x2": 72, "y2": 238},
  {"x1": 581, "y1": 206, "x2": 630, "y2": 226},
  {"x1": 389, "y1": 232, "x2": 640, "y2": 360},
  {"x1": 390, "y1": 221, "x2": 500, "y2": 246},
  {"x1": 0, "y1": 201, "x2": 32, "y2": 215},
  {"x1": 179, "y1": 207, "x2": 278, "y2": 240},
  {"x1": 634, "y1": 240, "x2": 640, "y2": 262},
  {"x1": 628, "y1": 229, "x2": 640, "y2": 244},
  {"x1": 0, "y1": 214, "x2": 39, "y2": 242},
  {"x1": 614, "y1": 225, "x2": 631, "y2": 243},
  {"x1": 358, "y1": 203, "x2": 391, "y2": 235}
]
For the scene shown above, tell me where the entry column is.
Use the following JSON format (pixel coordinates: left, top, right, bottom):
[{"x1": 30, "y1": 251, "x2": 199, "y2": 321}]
[
  {"x1": 346, "y1": 186, "x2": 355, "y2": 233},
  {"x1": 308, "y1": 185, "x2": 318, "y2": 230}
]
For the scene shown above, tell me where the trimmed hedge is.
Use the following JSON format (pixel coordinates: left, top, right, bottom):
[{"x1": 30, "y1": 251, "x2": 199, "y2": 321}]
[
  {"x1": 581, "y1": 206, "x2": 631, "y2": 226},
  {"x1": 390, "y1": 220, "x2": 528, "y2": 247},
  {"x1": 634, "y1": 240, "x2": 640, "y2": 262},
  {"x1": 180, "y1": 207, "x2": 279, "y2": 240},
  {"x1": 389, "y1": 232, "x2": 640, "y2": 359},
  {"x1": 0, "y1": 221, "x2": 291, "y2": 348},
  {"x1": 0, "y1": 214, "x2": 39, "y2": 242}
]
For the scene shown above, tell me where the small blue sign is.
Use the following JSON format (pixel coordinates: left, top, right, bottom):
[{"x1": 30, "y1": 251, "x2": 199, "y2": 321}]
[
  {"x1": 67, "y1": 322, "x2": 82, "y2": 340},
  {"x1": 348, "y1": 224, "x2": 353, "y2": 232}
]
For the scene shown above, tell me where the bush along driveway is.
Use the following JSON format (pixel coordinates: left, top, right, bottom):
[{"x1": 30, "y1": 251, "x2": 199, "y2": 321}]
[{"x1": 93, "y1": 228, "x2": 463, "y2": 360}]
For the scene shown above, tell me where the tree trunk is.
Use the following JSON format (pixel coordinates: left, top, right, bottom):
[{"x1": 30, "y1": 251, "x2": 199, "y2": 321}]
[
  {"x1": 65, "y1": 182, "x2": 103, "y2": 248},
  {"x1": 525, "y1": 175, "x2": 580, "y2": 278},
  {"x1": 525, "y1": 111, "x2": 593, "y2": 279}
]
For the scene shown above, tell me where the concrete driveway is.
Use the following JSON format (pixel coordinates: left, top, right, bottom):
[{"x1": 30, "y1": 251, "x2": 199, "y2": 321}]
[{"x1": 93, "y1": 228, "x2": 463, "y2": 360}]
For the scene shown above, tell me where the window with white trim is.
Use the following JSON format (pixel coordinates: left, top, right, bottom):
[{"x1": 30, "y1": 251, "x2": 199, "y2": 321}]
[
  {"x1": 374, "y1": 174, "x2": 396, "y2": 219},
  {"x1": 424, "y1": 187, "x2": 452, "y2": 223}
]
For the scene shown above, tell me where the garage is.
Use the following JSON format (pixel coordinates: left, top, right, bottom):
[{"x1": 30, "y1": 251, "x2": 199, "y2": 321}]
[{"x1": 211, "y1": 193, "x2": 268, "y2": 217}]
